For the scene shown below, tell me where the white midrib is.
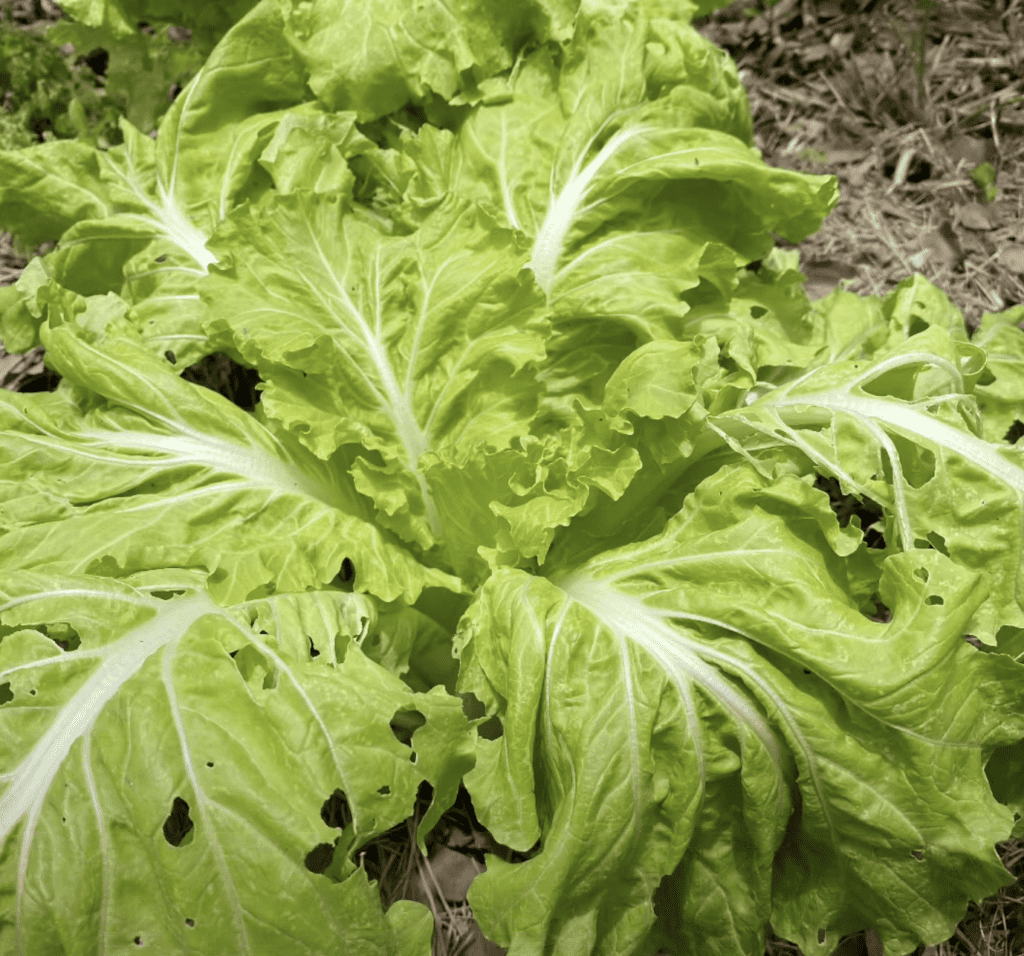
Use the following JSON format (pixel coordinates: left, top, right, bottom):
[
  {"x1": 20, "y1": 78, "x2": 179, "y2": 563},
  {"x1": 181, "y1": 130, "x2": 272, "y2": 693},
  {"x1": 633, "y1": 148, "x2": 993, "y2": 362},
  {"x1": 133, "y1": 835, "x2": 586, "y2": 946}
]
[
  {"x1": 0, "y1": 592, "x2": 217, "y2": 845},
  {"x1": 73, "y1": 427, "x2": 342, "y2": 506},
  {"x1": 769, "y1": 391, "x2": 1024, "y2": 492},
  {"x1": 529, "y1": 125, "x2": 652, "y2": 296}
]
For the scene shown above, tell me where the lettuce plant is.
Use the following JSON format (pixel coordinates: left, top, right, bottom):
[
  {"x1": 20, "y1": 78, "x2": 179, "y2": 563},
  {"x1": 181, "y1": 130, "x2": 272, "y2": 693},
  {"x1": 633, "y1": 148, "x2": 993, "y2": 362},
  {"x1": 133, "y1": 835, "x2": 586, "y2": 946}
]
[{"x1": 1, "y1": 2, "x2": 1024, "y2": 955}]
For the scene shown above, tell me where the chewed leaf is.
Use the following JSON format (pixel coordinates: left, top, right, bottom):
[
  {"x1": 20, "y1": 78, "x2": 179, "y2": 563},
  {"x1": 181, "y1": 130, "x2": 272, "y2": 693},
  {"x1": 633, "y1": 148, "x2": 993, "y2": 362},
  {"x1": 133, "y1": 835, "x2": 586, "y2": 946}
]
[
  {"x1": 0, "y1": 572, "x2": 472, "y2": 956},
  {"x1": 729, "y1": 325, "x2": 1024, "y2": 642},
  {"x1": 456, "y1": 464, "x2": 1024, "y2": 956},
  {"x1": 0, "y1": 320, "x2": 460, "y2": 605}
]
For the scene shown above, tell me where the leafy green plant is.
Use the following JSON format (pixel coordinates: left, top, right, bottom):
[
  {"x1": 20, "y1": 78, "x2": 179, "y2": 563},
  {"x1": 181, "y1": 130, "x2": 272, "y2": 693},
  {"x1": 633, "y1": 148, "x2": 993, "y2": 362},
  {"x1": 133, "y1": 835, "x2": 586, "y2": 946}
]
[
  {"x1": 1, "y1": 2, "x2": 1023, "y2": 956},
  {"x1": 971, "y1": 161, "x2": 998, "y2": 203},
  {"x1": 0, "y1": 12, "x2": 122, "y2": 149},
  {"x1": 44, "y1": 0, "x2": 262, "y2": 137}
]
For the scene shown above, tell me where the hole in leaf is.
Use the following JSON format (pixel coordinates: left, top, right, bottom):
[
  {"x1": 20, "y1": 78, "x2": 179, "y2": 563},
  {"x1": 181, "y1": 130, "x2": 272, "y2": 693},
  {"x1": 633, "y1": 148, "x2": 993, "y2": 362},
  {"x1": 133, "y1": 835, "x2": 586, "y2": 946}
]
[
  {"x1": 911, "y1": 849, "x2": 924, "y2": 861},
  {"x1": 164, "y1": 350, "x2": 177, "y2": 364},
  {"x1": 813, "y1": 475, "x2": 883, "y2": 535},
  {"x1": 864, "y1": 526, "x2": 885, "y2": 549},
  {"x1": 1004, "y1": 420, "x2": 1024, "y2": 444},
  {"x1": 134, "y1": 936, "x2": 143, "y2": 946},
  {"x1": 13, "y1": 358, "x2": 62, "y2": 394},
  {"x1": 47, "y1": 623, "x2": 80, "y2": 651},
  {"x1": 0, "y1": 683, "x2": 12, "y2": 706},
  {"x1": 818, "y1": 929, "x2": 826, "y2": 945},
  {"x1": 320, "y1": 790, "x2": 352, "y2": 830},
  {"x1": 185, "y1": 918, "x2": 195, "y2": 928},
  {"x1": 304, "y1": 842, "x2": 335, "y2": 874},
  {"x1": 867, "y1": 596, "x2": 892, "y2": 623},
  {"x1": 477, "y1": 715, "x2": 504, "y2": 740},
  {"x1": 460, "y1": 692, "x2": 487, "y2": 720},
  {"x1": 180, "y1": 353, "x2": 263, "y2": 412},
  {"x1": 925, "y1": 531, "x2": 949, "y2": 555},
  {"x1": 925, "y1": 594, "x2": 944, "y2": 606},
  {"x1": 79, "y1": 47, "x2": 109, "y2": 76},
  {"x1": 231, "y1": 645, "x2": 277, "y2": 690},
  {"x1": 914, "y1": 567, "x2": 929, "y2": 582},
  {"x1": 389, "y1": 708, "x2": 426, "y2": 746},
  {"x1": 377, "y1": 785, "x2": 391, "y2": 795},
  {"x1": 206, "y1": 762, "x2": 214, "y2": 768},
  {"x1": 750, "y1": 305, "x2": 767, "y2": 318},
  {"x1": 162, "y1": 797, "x2": 194, "y2": 847},
  {"x1": 308, "y1": 637, "x2": 320, "y2": 659}
]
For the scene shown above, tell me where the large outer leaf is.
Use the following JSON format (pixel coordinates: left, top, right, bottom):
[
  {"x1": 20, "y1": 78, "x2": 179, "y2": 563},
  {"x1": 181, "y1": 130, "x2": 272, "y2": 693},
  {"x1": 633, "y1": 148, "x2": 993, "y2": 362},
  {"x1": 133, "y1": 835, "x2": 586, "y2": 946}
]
[
  {"x1": 372, "y1": 10, "x2": 837, "y2": 340},
  {"x1": 277, "y1": 0, "x2": 577, "y2": 121},
  {"x1": 724, "y1": 323, "x2": 1024, "y2": 643},
  {"x1": 971, "y1": 304, "x2": 1024, "y2": 443},
  {"x1": 54, "y1": 0, "x2": 259, "y2": 41},
  {"x1": 0, "y1": 570, "x2": 470, "y2": 956},
  {"x1": 201, "y1": 191, "x2": 552, "y2": 561},
  {"x1": 0, "y1": 0, "x2": 312, "y2": 363},
  {"x1": 455, "y1": 463, "x2": 1024, "y2": 956},
  {"x1": 0, "y1": 297, "x2": 460, "y2": 606}
]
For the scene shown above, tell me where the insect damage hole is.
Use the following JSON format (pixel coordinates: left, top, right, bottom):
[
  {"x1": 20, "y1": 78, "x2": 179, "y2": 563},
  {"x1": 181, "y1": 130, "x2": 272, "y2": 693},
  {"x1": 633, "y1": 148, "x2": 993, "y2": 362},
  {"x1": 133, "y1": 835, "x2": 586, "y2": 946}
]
[
  {"x1": 162, "y1": 796, "x2": 195, "y2": 847},
  {"x1": 320, "y1": 789, "x2": 352, "y2": 830},
  {"x1": 304, "y1": 842, "x2": 336, "y2": 875},
  {"x1": 389, "y1": 708, "x2": 426, "y2": 746}
]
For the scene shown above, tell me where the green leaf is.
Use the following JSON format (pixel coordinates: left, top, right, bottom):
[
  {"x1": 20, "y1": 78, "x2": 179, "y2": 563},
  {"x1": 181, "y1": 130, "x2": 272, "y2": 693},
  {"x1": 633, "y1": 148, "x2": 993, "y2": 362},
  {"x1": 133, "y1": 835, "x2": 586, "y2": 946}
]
[
  {"x1": 0, "y1": 297, "x2": 461, "y2": 605},
  {"x1": 277, "y1": 0, "x2": 577, "y2": 121},
  {"x1": 201, "y1": 191, "x2": 549, "y2": 558},
  {"x1": 0, "y1": 569, "x2": 467, "y2": 955},
  {"x1": 458, "y1": 464, "x2": 1024, "y2": 956},
  {"x1": 723, "y1": 322, "x2": 1024, "y2": 642}
]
